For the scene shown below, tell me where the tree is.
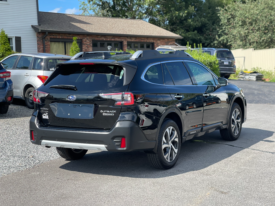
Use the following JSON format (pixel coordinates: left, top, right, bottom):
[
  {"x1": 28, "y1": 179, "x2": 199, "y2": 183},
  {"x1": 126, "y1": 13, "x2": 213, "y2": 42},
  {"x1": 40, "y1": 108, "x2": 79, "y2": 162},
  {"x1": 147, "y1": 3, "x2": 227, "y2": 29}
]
[
  {"x1": 0, "y1": 29, "x2": 13, "y2": 61},
  {"x1": 70, "y1": 37, "x2": 80, "y2": 56},
  {"x1": 217, "y1": 0, "x2": 275, "y2": 49},
  {"x1": 79, "y1": 0, "x2": 150, "y2": 18}
]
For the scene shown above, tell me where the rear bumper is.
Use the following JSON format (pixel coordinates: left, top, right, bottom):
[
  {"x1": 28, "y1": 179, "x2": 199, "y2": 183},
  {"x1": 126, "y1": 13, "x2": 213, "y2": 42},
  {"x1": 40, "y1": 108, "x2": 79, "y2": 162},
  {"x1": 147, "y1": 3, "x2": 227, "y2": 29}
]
[
  {"x1": 219, "y1": 66, "x2": 236, "y2": 74},
  {"x1": 0, "y1": 80, "x2": 13, "y2": 104},
  {"x1": 30, "y1": 115, "x2": 156, "y2": 152}
]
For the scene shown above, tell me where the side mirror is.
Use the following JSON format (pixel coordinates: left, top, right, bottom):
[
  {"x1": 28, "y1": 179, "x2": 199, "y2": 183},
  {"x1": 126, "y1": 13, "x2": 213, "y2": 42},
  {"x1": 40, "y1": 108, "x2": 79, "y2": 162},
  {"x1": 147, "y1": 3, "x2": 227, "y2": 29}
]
[{"x1": 218, "y1": 77, "x2": 228, "y2": 86}]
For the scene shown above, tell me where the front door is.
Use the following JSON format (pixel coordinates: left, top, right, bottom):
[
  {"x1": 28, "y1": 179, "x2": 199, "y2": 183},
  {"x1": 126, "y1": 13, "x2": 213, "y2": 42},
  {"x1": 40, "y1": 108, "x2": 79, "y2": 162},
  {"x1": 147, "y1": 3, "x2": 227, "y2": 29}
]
[
  {"x1": 163, "y1": 62, "x2": 205, "y2": 138},
  {"x1": 184, "y1": 62, "x2": 229, "y2": 130}
]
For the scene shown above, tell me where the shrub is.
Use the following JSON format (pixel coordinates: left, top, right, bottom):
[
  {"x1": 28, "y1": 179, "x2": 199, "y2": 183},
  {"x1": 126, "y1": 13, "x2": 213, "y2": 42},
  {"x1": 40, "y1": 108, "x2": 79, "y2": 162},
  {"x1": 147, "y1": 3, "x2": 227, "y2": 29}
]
[
  {"x1": 185, "y1": 47, "x2": 220, "y2": 76},
  {"x1": 70, "y1": 37, "x2": 80, "y2": 56},
  {"x1": 0, "y1": 29, "x2": 14, "y2": 61}
]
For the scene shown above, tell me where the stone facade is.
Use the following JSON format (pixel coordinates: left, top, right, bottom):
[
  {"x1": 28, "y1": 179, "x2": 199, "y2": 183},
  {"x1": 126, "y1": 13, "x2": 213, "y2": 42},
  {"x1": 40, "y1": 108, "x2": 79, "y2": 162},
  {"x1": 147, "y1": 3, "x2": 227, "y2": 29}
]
[{"x1": 37, "y1": 32, "x2": 176, "y2": 53}]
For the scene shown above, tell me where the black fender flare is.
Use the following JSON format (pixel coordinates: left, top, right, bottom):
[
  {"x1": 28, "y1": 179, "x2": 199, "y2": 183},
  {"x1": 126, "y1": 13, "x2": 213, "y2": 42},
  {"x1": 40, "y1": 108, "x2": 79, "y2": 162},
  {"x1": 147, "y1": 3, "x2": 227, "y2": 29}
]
[
  {"x1": 152, "y1": 106, "x2": 183, "y2": 153},
  {"x1": 226, "y1": 94, "x2": 246, "y2": 127}
]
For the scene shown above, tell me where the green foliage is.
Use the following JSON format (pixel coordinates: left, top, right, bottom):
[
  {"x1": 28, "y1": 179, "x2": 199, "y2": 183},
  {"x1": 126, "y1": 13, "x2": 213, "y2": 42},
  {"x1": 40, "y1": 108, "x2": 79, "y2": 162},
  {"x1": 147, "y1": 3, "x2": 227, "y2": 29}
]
[
  {"x1": 70, "y1": 37, "x2": 80, "y2": 57},
  {"x1": 0, "y1": 29, "x2": 13, "y2": 61},
  {"x1": 217, "y1": 0, "x2": 275, "y2": 49},
  {"x1": 185, "y1": 45, "x2": 220, "y2": 76}
]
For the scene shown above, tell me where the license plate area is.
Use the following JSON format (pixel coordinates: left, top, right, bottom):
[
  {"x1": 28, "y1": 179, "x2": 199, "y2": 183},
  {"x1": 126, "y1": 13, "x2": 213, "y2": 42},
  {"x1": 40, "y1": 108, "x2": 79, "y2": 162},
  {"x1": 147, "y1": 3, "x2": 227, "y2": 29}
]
[
  {"x1": 49, "y1": 103, "x2": 94, "y2": 119},
  {"x1": 224, "y1": 61, "x2": 229, "y2": 65}
]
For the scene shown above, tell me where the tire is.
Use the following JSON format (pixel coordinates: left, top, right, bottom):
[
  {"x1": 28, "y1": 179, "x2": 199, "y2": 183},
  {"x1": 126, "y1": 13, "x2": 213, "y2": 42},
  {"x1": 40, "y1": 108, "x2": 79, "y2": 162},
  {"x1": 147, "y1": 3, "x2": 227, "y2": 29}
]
[
  {"x1": 220, "y1": 103, "x2": 243, "y2": 141},
  {"x1": 0, "y1": 103, "x2": 9, "y2": 114},
  {"x1": 24, "y1": 87, "x2": 34, "y2": 109},
  {"x1": 224, "y1": 74, "x2": 230, "y2": 79},
  {"x1": 56, "y1": 148, "x2": 88, "y2": 160},
  {"x1": 147, "y1": 119, "x2": 181, "y2": 169}
]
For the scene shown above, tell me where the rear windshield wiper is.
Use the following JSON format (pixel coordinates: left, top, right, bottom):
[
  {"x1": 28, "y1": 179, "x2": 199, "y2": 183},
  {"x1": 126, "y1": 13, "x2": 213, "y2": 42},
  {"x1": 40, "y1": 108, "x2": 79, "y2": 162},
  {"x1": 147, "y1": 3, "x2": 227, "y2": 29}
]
[{"x1": 50, "y1": 85, "x2": 77, "y2": 91}]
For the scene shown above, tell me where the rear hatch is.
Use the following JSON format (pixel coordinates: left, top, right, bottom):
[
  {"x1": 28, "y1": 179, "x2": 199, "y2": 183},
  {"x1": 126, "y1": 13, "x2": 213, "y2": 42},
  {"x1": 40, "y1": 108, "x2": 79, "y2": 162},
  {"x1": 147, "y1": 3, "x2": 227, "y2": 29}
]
[
  {"x1": 36, "y1": 62, "x2": 135, "y2": 130},
  {"x1": 0, "y1": 64, "x2": 10, "y2": 89},
  {"x1": 216, "y1": 50, "x2": 235, "y2": 70}
]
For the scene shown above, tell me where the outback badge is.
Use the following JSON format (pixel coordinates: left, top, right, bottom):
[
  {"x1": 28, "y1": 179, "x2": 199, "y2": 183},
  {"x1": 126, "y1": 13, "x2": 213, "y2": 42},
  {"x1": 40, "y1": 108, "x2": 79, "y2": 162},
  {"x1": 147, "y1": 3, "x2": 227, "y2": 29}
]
[{"x1": 67, "y1": 95, "x2": 76, "y2": 101}]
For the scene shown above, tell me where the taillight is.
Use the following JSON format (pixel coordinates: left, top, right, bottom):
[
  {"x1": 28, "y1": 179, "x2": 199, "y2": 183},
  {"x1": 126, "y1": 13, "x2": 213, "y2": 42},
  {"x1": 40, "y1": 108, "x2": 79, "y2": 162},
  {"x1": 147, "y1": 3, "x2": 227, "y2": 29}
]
[
  {"x1": 99, "y1": 92, "x2": 134, "y2": 106},
  {"x1": 0, "y1": 71, "x2": 11, "y2": 78},
  {"x1": 37, "y1": 75, "x2": 48, "y2": 83},
  {"x1": 33, "y1": 90, "x2": 49, "y2": 104}
]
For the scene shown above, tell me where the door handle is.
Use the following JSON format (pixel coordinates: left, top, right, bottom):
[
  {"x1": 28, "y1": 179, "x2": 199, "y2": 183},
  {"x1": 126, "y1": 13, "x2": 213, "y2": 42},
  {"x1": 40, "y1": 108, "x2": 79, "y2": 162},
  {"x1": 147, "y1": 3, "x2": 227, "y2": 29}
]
[
  {"x1": 203, "y1": 94, "x2": 210, "y2": 97},
  {"x1": 24, "y1": 73, "x2": 29, "y2": 77}
]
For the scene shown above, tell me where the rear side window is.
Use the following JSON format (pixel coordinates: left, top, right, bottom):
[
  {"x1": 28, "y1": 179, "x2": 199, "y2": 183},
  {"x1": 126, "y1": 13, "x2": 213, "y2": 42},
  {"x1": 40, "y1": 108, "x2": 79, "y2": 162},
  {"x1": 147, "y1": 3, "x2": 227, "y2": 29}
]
[
  {"x1": 2, "y1": 56, "x2": 18, "y2": 69},
  {"x1": 216, "y1": 50, "x2": 234, "y2": 59},
  {"x1": 144, "y1": 64, "x2": 163, "y2": 84},
  {"x1": 33, "y1": 58, "x2": 44, "y2": 70},
  {"x1": 45, "y1": 64, "x2": 127, "y2": 92},
  {"x1": 185, "y1": 62, "x2": 215, "y2": 86},
  {"x1": 16, "y1": 56, "x2": 32, "y2": 69},
  {"x1": 164, "y1": 62, "x2": 192, "y2": 85},
  {"x1": 46, "y1": 59, "x2": 69, "y2": 71}
]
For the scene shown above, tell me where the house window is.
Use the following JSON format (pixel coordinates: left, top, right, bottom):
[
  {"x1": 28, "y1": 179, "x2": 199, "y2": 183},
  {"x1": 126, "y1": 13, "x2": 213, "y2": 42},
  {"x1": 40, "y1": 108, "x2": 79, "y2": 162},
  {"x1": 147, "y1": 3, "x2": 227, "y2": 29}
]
[
  {"x1": 127, "y1": 42, "x2": 153, "y2": 51},
  {"x1": 50, "y1": 39, "x2": 82, "y2": 55},
  {"x1": 8, "y1": 38, "x2": 14, "y2": 51}
]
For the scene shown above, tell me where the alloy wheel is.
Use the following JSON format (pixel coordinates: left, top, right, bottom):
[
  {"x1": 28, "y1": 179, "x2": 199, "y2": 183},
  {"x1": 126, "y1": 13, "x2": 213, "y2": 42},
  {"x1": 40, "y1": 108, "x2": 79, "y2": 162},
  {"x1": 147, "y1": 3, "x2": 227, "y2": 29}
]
[
  {"x1": 231, "y1": 108, "x2": 241, "y2": 136},
  {"x1": 162, "y1": 126, "x2": 179, "y2": 162},
  {"x1": 28, "y1": 91, "x2": 34, "y2": 104}
]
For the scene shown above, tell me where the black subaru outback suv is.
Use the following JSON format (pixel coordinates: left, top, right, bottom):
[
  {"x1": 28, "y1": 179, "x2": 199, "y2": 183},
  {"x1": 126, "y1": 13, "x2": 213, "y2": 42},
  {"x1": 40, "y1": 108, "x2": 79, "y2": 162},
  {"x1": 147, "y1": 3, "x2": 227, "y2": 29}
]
[{"x1": 30, "y1": 50, "x2": 246, "y2": 169}]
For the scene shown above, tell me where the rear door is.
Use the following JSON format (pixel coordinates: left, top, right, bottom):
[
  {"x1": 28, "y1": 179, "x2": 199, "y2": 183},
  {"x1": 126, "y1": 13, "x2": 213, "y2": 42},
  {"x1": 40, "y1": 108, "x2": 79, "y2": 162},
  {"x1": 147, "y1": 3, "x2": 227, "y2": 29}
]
[
  {"x1": 12, "y1": 55, "x2": 33, "y2": 97},
  {"x1": 37, "y1": 63, "x2": 130, "y2": 130},
  {"x1": 164, "y1": 61, "x2": 205, "y2": 138}
]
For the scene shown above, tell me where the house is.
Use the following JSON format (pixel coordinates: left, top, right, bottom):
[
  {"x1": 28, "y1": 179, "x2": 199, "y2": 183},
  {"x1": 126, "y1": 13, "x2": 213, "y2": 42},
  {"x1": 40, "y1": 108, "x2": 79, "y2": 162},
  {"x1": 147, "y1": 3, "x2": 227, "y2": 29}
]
[
  {"x1": 0, "y1": 0, "x2": 39, "y2": 53},
  {"x1": 0, "y1": 0, "x2": 182, "y2": 55}
]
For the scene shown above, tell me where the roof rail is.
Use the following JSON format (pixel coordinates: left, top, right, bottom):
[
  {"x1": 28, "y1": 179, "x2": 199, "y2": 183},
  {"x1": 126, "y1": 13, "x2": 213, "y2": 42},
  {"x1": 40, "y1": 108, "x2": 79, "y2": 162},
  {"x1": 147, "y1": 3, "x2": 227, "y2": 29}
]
[{"x1": 130, "y1": 50, "x2": 192, "y2": 60}]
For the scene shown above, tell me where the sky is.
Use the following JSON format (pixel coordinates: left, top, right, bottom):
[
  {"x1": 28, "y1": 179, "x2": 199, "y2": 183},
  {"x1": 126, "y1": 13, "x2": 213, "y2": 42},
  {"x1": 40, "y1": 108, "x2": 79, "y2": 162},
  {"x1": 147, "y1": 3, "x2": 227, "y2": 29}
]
[{"x1": 38, "y1": 0, "x2": 82, "y2": 15}]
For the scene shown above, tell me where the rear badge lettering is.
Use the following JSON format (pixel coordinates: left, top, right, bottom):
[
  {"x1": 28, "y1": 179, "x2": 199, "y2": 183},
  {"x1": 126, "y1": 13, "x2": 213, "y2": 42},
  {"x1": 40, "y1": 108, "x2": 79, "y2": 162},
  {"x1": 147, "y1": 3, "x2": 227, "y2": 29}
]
[
  {"x1": 100, "y1": 110, "x2": 116, "y2": 116},
  {"x1": 42, "y1": 113, "x2": 49, "y2": 119}
]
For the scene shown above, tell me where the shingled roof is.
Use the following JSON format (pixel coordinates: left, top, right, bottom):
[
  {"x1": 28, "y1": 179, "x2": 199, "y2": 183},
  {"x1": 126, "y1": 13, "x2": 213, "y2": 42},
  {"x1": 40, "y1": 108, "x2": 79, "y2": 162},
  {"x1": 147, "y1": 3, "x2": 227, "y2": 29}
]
[{"x1": 32, "y1": 12, "x2": 182, "y2": 39}]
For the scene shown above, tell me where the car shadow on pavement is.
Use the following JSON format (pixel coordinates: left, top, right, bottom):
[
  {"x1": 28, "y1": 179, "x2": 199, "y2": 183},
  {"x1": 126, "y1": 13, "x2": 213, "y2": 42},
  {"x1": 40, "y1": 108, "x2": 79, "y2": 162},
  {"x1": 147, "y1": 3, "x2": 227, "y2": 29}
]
[{"x1": 59, "y1": 128, "x2": 274, "y2": 178}]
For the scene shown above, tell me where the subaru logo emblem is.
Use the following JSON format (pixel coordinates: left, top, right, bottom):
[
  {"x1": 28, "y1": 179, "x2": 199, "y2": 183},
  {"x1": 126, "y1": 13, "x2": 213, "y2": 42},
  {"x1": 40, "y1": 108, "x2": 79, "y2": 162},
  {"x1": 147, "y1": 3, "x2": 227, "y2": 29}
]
[{"x1": 67, "y1": 95, "x2": 76, "y2": 101}]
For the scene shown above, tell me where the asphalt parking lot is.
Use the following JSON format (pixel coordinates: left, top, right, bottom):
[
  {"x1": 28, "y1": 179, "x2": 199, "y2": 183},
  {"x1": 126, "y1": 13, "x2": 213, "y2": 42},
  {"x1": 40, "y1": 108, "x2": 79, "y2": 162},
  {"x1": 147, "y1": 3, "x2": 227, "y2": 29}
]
[{"x1": 0, "y1": 80, "x2": 275, "y2": 205}]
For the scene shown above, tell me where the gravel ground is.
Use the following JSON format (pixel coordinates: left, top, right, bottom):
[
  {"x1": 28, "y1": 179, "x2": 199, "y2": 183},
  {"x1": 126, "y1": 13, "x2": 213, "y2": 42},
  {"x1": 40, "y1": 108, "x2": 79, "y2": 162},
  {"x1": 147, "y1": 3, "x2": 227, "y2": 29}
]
[{"x1": 0, "y1": 100, "x2": 59, "y2": 177}]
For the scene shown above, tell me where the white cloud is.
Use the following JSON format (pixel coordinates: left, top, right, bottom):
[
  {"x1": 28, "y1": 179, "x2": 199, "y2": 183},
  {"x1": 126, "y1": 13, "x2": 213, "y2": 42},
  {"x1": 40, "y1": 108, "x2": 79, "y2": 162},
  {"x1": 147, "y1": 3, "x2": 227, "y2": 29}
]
[
  {"x1": 49, "y1": 8, "x2": 61, "y2": 13},
  {"x1": 65, "y1": 8, "x2": 80, "y2": 14}
]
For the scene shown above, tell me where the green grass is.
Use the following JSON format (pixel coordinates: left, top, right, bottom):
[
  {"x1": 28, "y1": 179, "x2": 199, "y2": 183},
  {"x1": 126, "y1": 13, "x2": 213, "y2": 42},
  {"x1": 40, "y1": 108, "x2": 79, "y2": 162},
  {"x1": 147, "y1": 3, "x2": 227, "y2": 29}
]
[{"x1": 229, "y1": 68, "x2": 275, "y2": 82}]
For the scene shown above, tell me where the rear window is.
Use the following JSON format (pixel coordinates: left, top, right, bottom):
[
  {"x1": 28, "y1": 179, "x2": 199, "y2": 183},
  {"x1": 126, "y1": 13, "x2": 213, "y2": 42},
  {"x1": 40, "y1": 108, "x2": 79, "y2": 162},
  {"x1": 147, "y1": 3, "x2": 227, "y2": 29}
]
[
  {"x1": 46, "y1": 59, "x2": 69, "y2": 71},
  {"x1": 216, "y1": 50, "x2": 234, "y2": 59},
  {"x1": 45, "y1": 64, "x2": 127, "y2": 92}
]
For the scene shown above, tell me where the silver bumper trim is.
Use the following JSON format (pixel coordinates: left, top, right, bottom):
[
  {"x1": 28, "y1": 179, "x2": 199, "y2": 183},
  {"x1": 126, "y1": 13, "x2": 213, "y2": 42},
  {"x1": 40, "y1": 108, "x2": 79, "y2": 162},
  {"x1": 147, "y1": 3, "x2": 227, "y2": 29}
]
[{"x1": 41, "y1": 140, "x2": 108, "y2": 151}]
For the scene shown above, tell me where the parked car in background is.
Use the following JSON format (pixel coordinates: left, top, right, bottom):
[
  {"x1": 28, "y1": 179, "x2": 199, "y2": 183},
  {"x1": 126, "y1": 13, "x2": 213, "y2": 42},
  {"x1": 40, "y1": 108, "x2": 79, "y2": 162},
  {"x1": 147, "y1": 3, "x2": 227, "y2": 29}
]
[
  {"x1": 156, "y1": 45, "x2": 191, "y2": 52},
  {"x1": 0, "y1": 63, "x2": 13, "y2": 114},
  {"x1": 199, "y1": 48, "x2": 236, "y2": 79},
  {"x1": 71, "y1": 51, "x2": 131, "y2": 60},
  {"x1": 30, "y1": 50, "x2": 246, "y2": 169},
  {"x1": 0, "y1": 53, "x2": 70, "y2": 109}
]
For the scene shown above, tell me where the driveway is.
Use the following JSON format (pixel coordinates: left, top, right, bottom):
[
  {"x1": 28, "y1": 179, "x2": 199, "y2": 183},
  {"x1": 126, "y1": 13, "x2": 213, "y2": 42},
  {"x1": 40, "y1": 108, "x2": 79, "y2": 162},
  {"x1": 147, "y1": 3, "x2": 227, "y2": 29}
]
[{"x1": 0, "y1": 81, "x2": 275, "y2": 205}]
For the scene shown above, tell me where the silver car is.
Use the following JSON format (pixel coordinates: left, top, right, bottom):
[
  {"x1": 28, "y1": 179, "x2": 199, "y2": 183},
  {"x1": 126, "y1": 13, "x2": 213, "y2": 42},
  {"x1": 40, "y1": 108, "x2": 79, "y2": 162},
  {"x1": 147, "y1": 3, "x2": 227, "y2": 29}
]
[{"x1": 0, "y1": 53, "x2": 70, "y2": 108}]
